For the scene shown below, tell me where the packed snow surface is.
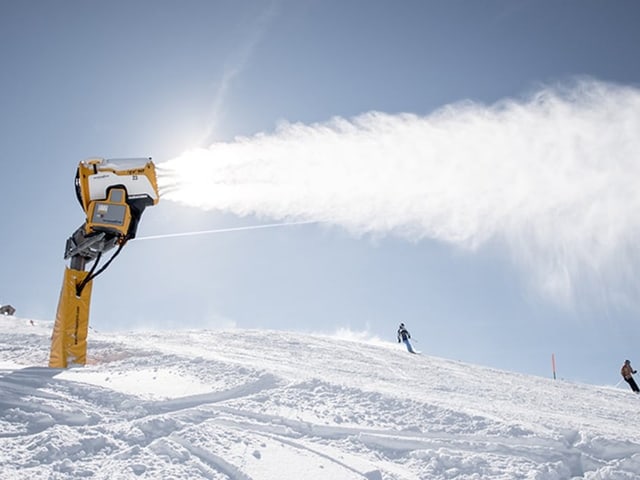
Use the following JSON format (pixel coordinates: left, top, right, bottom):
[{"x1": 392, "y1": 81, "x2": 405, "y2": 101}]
[{"x1": 2, "y1": 316, "x2": 640, "y2": 479}]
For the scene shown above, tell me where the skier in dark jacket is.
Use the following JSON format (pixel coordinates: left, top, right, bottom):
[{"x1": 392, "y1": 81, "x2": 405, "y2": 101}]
[
  {"x1": 397, "y1": 323, "x2": 417, "y2": 354},
  {"x1": 621, "y1": 360, "x2": 639, "y2": 393}
]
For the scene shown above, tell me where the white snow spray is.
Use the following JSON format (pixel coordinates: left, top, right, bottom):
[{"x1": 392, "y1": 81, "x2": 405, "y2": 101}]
[{"x1": 158, "y1": 79, "x2": 640, "y2": 309}]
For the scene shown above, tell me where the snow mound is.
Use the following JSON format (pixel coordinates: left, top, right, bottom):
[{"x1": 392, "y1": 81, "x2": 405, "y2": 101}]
[{"x1": 1, "y1": 316, "x2": 639, "y2": 479}]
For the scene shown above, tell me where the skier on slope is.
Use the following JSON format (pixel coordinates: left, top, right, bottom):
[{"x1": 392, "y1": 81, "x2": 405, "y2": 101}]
[
  {"x1": 397, "y1": 323, "x2": 417, "y2": 354},
  {"x1": 621, "y1": 360, "x2": 639, "y2": 393}
]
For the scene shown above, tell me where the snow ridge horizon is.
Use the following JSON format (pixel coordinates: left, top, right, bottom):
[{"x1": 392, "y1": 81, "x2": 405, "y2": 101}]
[{"x1": 2, "y1": 316, "x2": 640, "y2": 479}]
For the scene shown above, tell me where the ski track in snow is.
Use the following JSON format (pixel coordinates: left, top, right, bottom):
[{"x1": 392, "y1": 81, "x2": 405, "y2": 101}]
[{"x1": 2, "y1": 317, "x2": 640, "y2": 479}]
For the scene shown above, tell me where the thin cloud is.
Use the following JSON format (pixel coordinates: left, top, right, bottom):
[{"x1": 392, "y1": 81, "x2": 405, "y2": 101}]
[{"x1": 201, "y1": 1, "x2": 281, "y2": 145}]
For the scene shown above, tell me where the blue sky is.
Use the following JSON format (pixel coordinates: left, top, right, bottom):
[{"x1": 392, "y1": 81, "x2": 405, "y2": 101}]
[{"x1": 2, "y1": 1, "x2": 640, "y2": 385}]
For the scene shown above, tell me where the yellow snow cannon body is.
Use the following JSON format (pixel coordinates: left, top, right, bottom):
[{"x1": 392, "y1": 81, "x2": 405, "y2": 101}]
[
  {"x1": 49, "y1": 158, "x2": 159, "y2": 368},
  {"x1": 75, "y1": 158, "x2": 159, "y2": 238}
]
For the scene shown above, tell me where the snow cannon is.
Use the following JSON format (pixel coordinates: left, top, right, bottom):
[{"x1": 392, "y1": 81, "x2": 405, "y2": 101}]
[{"x1": 49, "y1": 158, "x2": 159, "y2": 368}]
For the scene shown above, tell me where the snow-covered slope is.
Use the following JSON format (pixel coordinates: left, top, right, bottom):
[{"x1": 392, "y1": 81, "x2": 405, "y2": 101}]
[{"x1": 1, "y1": 316, "x2": 640, "y2": 479}]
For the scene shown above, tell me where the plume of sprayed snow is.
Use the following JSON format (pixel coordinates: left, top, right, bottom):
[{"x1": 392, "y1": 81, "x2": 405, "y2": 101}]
[
  {"x1": 327, "y1": 327, "x2": 386, "y2": 345},
  {"x1": 158, "y1": 79, "x2": 640, "y2": 308}
]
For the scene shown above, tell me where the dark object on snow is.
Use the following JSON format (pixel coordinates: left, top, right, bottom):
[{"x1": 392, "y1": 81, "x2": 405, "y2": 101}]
[
  {"x1": 397, "y1": 323, "x2": 411, "y2": 342},
  {"x1": 0, "y1": 304, "x2": 16, "y2": 316},
  {"x1": 397, "y1": 323, "x2": 417, "y2": 354},
  {"x1": 621, "y1": 360, "x2": 639, "y2": 393}
]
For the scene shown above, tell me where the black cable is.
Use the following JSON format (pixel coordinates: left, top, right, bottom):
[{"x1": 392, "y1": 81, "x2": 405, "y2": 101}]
[
  {"x1": 75, "y1": 240, "x2": 128, "y2": 296},
  {"x1": 75, "y1": 252, "x2": 102, "y2": 296}
]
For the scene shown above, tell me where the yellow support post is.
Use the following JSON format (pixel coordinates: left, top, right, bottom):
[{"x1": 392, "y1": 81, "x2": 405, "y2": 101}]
[{"x1": 48, "y1": 268, "x2": 93, "y2": 368}]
